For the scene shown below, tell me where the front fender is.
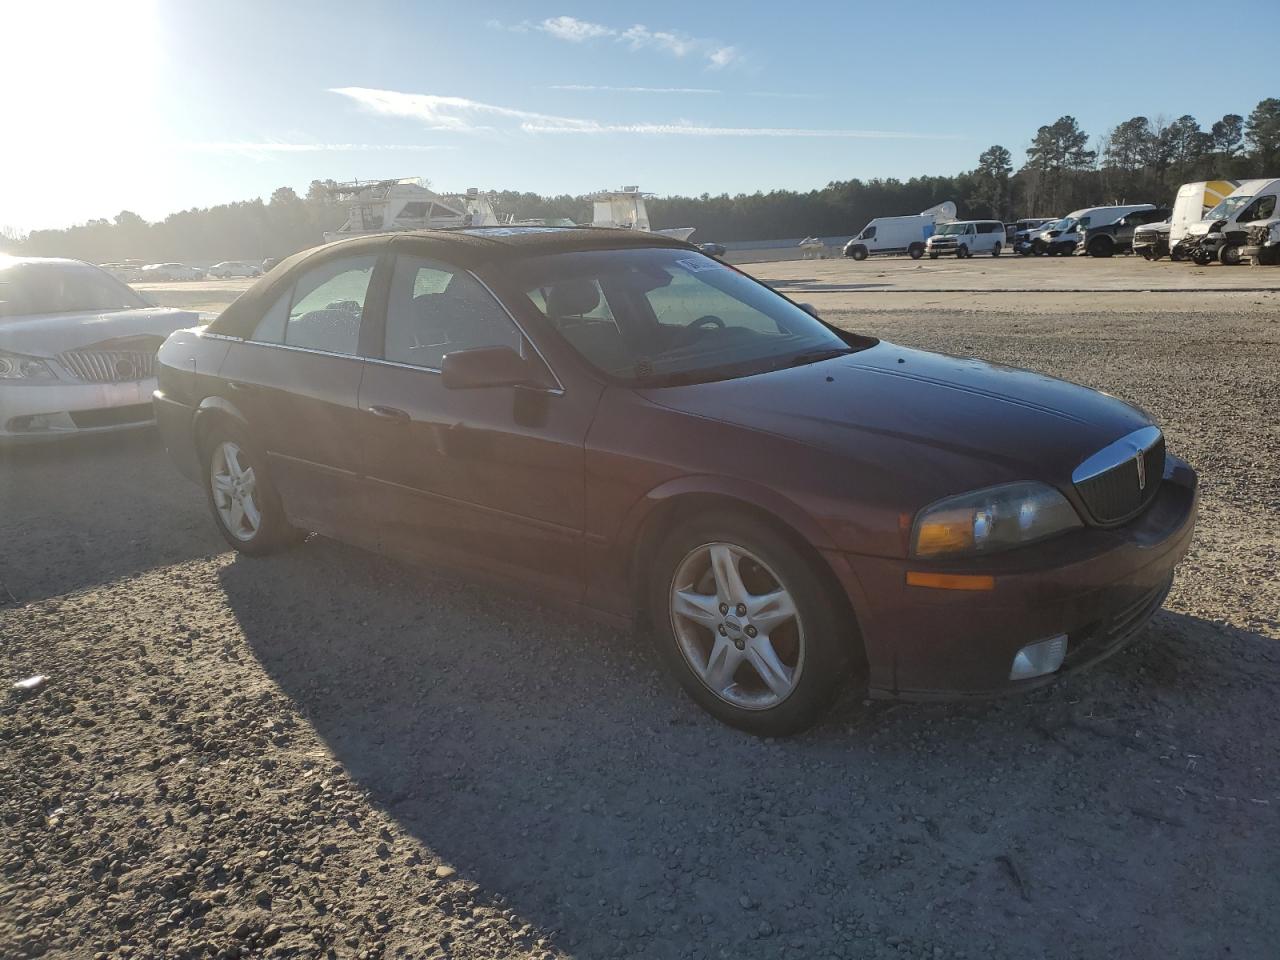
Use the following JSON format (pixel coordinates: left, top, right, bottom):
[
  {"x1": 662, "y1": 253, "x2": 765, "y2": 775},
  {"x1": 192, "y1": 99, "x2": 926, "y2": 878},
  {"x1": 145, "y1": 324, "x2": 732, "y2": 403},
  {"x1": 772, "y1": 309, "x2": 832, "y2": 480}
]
[{"x1": 585, "y1": 472, "x2": 844, "y2": 620}]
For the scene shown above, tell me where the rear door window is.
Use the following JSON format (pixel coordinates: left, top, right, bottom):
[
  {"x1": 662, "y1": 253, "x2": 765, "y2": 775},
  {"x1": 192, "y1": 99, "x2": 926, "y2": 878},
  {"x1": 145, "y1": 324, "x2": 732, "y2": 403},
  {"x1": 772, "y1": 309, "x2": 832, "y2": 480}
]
[{"x1": 284, "y1": 255, "x2": 377, "y2": 355}]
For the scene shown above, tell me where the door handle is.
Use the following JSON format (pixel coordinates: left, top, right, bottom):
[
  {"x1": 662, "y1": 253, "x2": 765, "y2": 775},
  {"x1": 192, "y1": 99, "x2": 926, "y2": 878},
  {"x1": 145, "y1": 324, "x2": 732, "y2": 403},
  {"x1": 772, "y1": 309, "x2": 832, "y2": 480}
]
[{"x1": 367, "y1": 404, "x2": 409, "y2": 421}]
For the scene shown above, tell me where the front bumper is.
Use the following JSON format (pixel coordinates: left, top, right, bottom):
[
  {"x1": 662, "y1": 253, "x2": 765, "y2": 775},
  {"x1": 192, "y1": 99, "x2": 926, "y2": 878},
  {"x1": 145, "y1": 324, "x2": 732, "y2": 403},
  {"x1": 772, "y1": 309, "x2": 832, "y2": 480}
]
[
  {"x1": 0, "y1": 377, "x2": 158, "y2": 441},
  {"x1": 840, "y1": 457, "x2": 1198, "y2": 699}
]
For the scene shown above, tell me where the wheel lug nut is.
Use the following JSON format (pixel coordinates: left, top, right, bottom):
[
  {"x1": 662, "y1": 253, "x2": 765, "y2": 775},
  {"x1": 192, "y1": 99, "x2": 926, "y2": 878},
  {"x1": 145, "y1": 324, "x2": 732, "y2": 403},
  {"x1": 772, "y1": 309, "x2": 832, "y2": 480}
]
[
  {"x1": 745, "y1": 626, "x2": 757, "y2": 638},
  {"x1": 718, "y1": 624, "x2": 727, "y2": 636},
  {"x1": 734, "y1": 639, "x2": 745, "y2": 650},
  {"x1": 719, "y1": 603, "x2": 729, "y2": 615},
  {"x1": 735, "y1": 604, "x2": 747, "y2": 617}
]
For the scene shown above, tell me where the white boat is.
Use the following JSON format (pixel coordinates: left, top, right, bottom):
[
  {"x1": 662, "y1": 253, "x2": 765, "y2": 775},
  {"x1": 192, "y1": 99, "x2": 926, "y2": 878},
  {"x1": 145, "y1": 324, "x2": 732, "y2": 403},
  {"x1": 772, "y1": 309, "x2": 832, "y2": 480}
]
[
  {"x1": 322, "y1": 179, "x2": 501, "y2": 242},
  {"x1": 587, "y1": 187, "x2": 696, "y2": 242}
]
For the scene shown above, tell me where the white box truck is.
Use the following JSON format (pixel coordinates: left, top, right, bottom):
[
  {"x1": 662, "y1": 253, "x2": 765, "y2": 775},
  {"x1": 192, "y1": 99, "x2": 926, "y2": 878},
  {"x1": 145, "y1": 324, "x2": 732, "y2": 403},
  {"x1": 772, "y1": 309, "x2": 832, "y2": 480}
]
[{"x1": 843, "y1": 202, "x2": 957, "y2": 261}]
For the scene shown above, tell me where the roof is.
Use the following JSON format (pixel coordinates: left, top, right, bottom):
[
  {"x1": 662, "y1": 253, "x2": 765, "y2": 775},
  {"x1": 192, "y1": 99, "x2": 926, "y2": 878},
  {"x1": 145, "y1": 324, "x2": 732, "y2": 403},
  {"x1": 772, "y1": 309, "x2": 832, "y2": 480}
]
[{"x1": 205, "y1": 226, "x2": 696, "y2": 338}]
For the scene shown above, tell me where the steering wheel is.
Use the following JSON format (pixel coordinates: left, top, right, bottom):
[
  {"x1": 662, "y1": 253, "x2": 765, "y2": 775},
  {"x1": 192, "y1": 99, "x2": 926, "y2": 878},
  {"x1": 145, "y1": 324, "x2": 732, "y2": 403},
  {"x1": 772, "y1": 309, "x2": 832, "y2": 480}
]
[{"x1": 675, "y1": 314, "x2": 725, "y2": 345}]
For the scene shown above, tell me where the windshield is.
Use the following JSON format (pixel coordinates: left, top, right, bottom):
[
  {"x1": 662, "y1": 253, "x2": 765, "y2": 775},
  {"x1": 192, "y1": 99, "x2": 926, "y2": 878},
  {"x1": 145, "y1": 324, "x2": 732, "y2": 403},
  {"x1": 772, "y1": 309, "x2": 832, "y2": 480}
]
[
  {"x1": 1204, "y1": 194, "x2": 1254, "y2": 221},
  {"x1": 934, "y1": 223, "x2": 969, "y2": 236},
  {"x1": 0, "y1": 262, "x2": 150, "y2": 318},
  {"x1": 509, "y1": 247, "x2": 864, "y2": 386}
]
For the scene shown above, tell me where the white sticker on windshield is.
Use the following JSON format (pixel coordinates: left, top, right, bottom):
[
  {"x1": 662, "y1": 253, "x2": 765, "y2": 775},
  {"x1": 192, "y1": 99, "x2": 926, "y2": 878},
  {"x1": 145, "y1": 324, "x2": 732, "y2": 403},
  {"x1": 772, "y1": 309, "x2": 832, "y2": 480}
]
[{"x1": 675, "y1": 257, "x2": 723, "y2": 273}]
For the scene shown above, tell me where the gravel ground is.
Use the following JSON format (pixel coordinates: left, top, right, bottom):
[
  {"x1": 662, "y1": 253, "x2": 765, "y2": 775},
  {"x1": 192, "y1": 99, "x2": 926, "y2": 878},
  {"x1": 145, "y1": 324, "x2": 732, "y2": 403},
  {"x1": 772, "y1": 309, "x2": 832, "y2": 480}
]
[{"x1": 2, "y1": 294, "x2": 1279, "y2": 960}]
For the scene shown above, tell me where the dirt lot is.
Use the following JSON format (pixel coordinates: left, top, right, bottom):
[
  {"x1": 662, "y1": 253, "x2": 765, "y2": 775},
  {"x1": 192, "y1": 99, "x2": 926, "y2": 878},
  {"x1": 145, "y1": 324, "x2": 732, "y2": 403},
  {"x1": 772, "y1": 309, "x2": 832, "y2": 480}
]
[{"x1": 3, "y1": 257, "x2": 1279, "y2": 960}]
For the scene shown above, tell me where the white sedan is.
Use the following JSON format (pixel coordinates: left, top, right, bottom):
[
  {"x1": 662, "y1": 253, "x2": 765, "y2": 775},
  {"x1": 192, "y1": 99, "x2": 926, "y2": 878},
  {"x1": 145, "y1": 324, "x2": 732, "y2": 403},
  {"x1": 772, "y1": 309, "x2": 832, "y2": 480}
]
[
  {"x1": 0, "y1": 257, "x2": 199, "y2": 440},
  {"x1": 208, "y1": 261, "x2": 261, "y2": 279},
  {"x1": 141, "y1": 262, "x2": 204, "y2": 281}
]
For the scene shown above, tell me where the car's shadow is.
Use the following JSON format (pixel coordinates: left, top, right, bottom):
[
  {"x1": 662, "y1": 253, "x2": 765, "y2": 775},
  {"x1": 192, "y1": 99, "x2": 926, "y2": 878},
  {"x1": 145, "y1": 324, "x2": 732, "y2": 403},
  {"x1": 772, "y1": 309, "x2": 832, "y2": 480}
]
[
  {"x1": 0, "y1": 430, "x2": 223, "y2": 604},
  {"x1": 218, "y1": 538, "x2": 1280, "y2": 959}
]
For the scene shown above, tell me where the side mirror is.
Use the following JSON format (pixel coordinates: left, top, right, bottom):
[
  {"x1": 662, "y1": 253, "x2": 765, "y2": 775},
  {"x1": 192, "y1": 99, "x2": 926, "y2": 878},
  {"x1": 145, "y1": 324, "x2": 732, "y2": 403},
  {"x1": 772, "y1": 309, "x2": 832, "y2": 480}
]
[
  {"x1": 798, "y1": 302, "x2": 821, "y2": 318},
  {"x1": 441, "y1": 345, "x2": 538, "y2": 390}
]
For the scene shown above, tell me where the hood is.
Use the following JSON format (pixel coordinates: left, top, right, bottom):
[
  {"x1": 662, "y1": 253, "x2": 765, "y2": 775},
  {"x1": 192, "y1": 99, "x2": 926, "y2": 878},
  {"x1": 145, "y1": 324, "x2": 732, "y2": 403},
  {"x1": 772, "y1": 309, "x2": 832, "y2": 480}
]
[
  {"x1": 638, "y1": 341, "x2": 1151, "y2": 489},
  {"x1": 0, "y1": 307, "x2": 201, "y2": 357}
]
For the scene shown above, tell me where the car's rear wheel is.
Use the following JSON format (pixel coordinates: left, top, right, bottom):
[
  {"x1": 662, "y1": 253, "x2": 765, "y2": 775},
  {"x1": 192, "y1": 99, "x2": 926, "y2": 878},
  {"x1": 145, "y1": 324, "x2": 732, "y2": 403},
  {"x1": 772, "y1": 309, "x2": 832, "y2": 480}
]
[
  {"x1": 1087, "y1": 236, "x2": 1114, "y2": 258},
  {"x1": 992, "y1": 242, "x2": 1002, "y2": 257},
  {"x1": 649, "y1": 513, "x2": 852, "y2": 736},
  {"x1": 202, "y1": 425, "x2": 300, "y2": 555}
]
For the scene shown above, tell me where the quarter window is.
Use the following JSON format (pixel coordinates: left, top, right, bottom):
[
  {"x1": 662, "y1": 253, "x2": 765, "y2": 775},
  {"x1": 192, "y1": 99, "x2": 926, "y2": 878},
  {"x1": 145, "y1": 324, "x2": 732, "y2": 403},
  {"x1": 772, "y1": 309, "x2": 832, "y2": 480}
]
[
  {"x1": 383, "y1": 256, "x2": 522, "y2": 369},
  {"x1": 250, "y1": 289, "x2": 290, "y2": 343},
  {"x1": 283, "y1": 255, "x2": 377, "y2": 355}
]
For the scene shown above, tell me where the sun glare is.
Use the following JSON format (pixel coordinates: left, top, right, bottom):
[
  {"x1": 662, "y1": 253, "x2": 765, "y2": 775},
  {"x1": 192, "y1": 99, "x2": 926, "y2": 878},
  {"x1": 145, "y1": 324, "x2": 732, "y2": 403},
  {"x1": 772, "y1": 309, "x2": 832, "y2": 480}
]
[{"x1": 1, "y1": 1, "x2": 162, "y2": 228}]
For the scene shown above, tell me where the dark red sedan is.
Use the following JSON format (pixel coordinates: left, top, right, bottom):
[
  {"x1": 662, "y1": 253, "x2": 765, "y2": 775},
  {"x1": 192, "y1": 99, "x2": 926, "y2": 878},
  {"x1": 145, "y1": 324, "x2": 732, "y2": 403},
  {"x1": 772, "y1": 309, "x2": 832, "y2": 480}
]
[{"x1": 154, "y1": 228, "x2": 1197, "y2": 735}]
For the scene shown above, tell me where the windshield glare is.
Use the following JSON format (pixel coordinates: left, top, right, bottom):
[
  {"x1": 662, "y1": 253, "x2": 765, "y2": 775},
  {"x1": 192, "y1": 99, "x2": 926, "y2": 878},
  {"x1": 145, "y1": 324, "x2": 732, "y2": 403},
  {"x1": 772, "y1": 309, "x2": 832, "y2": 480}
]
[
  {"x1": 1205, "y1": 195, "x2": 1253, "y2": 221},
  {"x1": 510, "y1": 248, "x2": 860, "y2": 385},
  {"x1": 934, "y1": 223, "x2": 967, "y2": 236},
  {"x1": 0, "y1": 263, "x2": 150, "y2": 317}
]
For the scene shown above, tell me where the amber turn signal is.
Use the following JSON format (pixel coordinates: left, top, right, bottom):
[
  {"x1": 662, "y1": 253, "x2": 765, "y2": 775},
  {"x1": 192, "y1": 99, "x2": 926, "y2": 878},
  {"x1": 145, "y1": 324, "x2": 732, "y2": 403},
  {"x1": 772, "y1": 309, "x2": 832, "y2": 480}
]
[{"x1": 905, "y1": 571, "x2": 996, "y2": 591}]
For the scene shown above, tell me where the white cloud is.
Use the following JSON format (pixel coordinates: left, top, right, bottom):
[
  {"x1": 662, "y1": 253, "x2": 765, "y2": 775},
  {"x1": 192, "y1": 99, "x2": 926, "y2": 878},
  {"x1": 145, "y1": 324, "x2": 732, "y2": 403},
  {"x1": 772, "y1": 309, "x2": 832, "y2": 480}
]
[
  {"x1": 550, "y1": 84, "x2": 721, "y2": 95},
  {"x1": 538, "y1": 15, "x2": 614, "y2": 42},
  {"x1": 707, "y1": 46, "x2": 739, "y2": 70},
  {"x1": 331, "y1": 87, "x2": 960, "y2": 140},
  {"x1": 620, "y1": 24, "x2": 695, "y2": 57},
  {"x1": 489, "y1": 15, "x2": 741, "y2": 68}
]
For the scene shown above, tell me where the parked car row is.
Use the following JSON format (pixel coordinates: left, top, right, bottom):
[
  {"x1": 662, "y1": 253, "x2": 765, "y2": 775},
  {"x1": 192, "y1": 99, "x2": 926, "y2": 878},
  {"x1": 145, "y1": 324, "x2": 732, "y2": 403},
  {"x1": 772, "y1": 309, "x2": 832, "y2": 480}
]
[
  {"x1": 841, "y1": 177, "x2": 1278, "y2": 267},
  {"x1": 99, "y1": 259, "x2": 273, "y2": 283}
]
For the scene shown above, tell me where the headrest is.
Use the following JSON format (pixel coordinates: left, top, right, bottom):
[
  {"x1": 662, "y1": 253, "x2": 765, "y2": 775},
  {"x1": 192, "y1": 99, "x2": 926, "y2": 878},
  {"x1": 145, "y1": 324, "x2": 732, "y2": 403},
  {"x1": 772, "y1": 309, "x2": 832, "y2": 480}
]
[{"x1": 544, "y1": 279, "x2": 600, "y2": 318}]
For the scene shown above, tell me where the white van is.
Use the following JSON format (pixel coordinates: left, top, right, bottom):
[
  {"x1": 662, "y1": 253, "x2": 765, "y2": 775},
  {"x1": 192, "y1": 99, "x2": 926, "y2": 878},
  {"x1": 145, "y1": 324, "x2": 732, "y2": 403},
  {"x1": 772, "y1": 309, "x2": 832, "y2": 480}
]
[
  {"x1": 925, "y1": 220, "x2": 1007, "y2": 258},
  {"x1": 844, "y1": 201, "x2": 957, "y2": 261},
  {"x1": 1182, "y1": 178, "x2": 1280, "y2": 265}
]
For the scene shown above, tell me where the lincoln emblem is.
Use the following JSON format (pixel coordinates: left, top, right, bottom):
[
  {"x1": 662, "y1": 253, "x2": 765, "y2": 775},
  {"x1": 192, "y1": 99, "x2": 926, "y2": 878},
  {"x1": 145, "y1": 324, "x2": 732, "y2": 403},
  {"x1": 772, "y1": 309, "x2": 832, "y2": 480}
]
[{"x1": 1135, "y1": 450, "x2": 1147, "y2": 491}]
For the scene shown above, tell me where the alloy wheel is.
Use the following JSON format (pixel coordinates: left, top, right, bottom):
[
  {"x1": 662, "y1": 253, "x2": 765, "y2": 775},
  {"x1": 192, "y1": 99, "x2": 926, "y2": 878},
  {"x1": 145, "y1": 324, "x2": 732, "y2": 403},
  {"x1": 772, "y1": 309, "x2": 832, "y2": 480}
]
[
  {"x1": 668, "y1": 542, "x2": 805, "y2": 710},
  {"x1": 210, "y1": 441, "x2": 261, "y2": 542}
]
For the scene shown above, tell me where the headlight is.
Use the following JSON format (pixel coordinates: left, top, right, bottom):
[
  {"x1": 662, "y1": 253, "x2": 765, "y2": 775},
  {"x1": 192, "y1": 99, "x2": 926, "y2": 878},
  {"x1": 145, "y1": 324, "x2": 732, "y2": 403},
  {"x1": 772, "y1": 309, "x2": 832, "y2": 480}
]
[
  {"x1": 911, "y1": 481, "x2": 1081, "y2": 558},
  {"x1": 0, "y1": 350, "x2": 58, "y2": 381}
]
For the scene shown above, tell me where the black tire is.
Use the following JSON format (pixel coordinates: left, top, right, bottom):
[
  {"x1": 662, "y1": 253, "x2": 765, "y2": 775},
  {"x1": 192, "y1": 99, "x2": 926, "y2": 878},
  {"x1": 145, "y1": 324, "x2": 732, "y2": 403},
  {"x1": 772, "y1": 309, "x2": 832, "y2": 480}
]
[
  {"x1": 1138, "y1": 248, "x2": 1156, "y2": 261},
  {"x1": 848, "y1": 245, "x2": 868, "y2": 261},
  {"x1": 200, "y1": 421, "x2": 301, "y2": 555},
  {"x1": 1219, "y1": 243, "x2": 1242, "y2": 266},
  {"x1": 928, "y1": 251, "x2": 940, "y2": 259},
  {"x1": 648, "y1": 512, "x2": 855, "y2": 736},
  {"x1": 991, "y1": 242, "x2": 1002, "y2": 257},
  {"x1": 907, "y1": 243, "x2": 924, "y2": 260},
  {"x1": 957, "y1": 244, "x2": 969, "y2": 259},
  {"x1": 1087, "y1": 237, "x2": 1114, "y2": 258}
]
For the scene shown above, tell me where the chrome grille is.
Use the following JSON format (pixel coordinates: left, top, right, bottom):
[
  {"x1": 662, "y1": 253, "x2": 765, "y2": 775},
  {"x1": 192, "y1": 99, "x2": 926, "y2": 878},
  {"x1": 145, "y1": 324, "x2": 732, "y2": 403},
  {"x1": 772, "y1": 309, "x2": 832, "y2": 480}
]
[
  {"x1": 1072, "y1": 427, "x2": 1164, "y2": 525},
  {"x1": 57, "y1": 348, "x2": 156, "y2": 383}
]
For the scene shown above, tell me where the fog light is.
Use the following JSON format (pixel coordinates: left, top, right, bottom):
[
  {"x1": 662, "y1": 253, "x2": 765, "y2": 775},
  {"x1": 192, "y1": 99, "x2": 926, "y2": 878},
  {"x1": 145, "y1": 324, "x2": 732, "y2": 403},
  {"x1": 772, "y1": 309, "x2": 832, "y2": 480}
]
[{"x1": 1009, "y1": 634, "x2": 1068, "y2": 681}]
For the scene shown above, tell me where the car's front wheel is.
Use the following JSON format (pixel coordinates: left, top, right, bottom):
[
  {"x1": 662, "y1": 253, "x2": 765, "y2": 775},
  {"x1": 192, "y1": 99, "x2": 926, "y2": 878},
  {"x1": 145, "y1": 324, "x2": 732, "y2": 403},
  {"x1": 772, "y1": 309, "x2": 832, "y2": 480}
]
[
  {"x1": 649, "y1": 513, "x2": 853, "y2": 736},
  {"x1": 202, "y1": 425, "x2": 300, "y2": 555}
]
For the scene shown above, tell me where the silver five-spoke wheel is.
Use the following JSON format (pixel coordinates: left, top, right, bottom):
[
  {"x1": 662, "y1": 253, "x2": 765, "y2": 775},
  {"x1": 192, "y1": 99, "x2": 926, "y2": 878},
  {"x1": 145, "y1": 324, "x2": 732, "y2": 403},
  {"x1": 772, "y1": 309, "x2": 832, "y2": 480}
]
[
  {"x1": 210, "y1": 440, "x2": 261, "y2": 542},
  {"x1": 669, "y1": 542, "x2": 804, "y2": 710}
]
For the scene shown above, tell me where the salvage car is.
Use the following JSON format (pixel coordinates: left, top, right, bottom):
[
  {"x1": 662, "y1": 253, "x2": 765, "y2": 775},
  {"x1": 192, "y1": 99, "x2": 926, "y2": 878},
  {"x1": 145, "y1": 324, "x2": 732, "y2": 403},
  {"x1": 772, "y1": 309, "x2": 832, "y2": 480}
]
[
  {"x1": 208, "y1": 261, "x2": 262, "y2": 279},
  {"x1": 153, "y1": 228, "x2": 1198, "y2": 735},
  {"x1": 0, "y1": 257, "x2": 199, "y2": 439},
  {"x1": 141, "y1": 262, "x2": 204, "y2": 282}
]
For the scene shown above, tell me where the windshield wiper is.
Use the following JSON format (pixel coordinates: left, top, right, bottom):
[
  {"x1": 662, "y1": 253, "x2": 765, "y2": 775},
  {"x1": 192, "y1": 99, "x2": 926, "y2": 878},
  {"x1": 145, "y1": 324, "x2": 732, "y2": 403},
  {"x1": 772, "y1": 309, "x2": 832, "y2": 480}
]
[{"x1": 769, "y1": 347, "x2": 852, "y2": 371}]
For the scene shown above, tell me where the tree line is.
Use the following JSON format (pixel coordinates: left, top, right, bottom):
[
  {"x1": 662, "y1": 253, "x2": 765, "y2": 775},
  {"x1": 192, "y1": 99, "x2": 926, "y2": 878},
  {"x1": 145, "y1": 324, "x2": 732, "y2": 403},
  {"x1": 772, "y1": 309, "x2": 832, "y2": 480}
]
[{"x1": 4, "y1": 98, "x2": 1277, "y2": 261}]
